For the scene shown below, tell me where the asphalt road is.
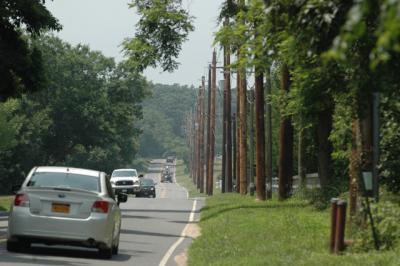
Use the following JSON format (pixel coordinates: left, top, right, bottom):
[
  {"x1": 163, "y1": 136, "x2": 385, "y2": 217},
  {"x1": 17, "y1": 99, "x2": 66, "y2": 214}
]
[{"x1": 0, "y1": 160, "x2": 203, "y2": 266}]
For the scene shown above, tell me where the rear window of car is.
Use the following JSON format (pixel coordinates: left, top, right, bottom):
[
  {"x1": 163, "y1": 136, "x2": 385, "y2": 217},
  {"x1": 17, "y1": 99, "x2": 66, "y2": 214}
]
[
  {"x1": 111, "y1": 170, "x2": 137, "y2": 177},
  {"x1": 27, "y1": 172, "x2": 100, "y2": 192},
  {"x1": 141, "y1": 179, "x2": 154, "y2": 186}
]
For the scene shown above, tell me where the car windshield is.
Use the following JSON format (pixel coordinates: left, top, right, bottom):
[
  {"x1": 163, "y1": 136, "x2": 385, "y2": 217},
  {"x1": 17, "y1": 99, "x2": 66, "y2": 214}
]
[
  {"x1": 27, "y1": 172, "x2": 100, "y2": 192},
  {"x1": 112, "y1": 170, "x2": 137, "y2": 177},
  {"x1": 141, "y1": 179, "x2": 154, "y2": 186}
]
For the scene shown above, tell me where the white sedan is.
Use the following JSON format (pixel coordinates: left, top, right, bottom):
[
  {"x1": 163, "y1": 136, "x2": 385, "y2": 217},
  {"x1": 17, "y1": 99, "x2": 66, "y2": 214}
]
[{"x1": 7, "y1": 166, "x2": 127, "y2": 259}]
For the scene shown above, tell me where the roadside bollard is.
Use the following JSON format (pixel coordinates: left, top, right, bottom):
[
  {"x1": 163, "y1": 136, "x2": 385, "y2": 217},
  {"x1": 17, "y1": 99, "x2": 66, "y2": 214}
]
[
  {"x1": 334, "y1": 200, "x2": 347, "y2": 254},
  {"x1": 330, "y1": 198, "x2": 339, "y2": 253}
]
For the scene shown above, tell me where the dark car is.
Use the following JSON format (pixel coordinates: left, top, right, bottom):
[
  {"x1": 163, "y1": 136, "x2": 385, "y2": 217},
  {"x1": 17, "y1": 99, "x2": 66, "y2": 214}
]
[
  {"x1": 161, "y1": 172, "x2": 173, "y2": 183},
  {"x1": 166, "y1": 156, "x2": 175, "y2": 163},
  {"x1": 137, "y1": 178, "x2": 156, "y2": 198}
]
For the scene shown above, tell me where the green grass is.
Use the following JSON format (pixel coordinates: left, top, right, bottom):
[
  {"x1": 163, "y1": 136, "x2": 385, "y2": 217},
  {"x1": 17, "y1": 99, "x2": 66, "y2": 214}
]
[
  {"x1": 175, "y1": 160, "x2": 222, "y2": 198},
  {"x1": 188, "y1": 193, "x2": 399, "y2": 266},
  {"x1": 0, "y1": 196, "x2": 13, "y2": 212}
]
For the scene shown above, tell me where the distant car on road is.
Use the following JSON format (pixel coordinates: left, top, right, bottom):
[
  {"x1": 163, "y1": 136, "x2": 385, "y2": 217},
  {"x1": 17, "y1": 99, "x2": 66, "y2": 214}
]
[
  {"x1": 110, "y1": 168, "x2": 140, "y2": 195},
  {"x1": 161, "y1": 172, "x2": 173, "y2": 183},
  {"x1": 166, "y1": 156, "x2": 175, "y2": 164},
  {"x1": 137, "y1": 178, "x2": 156, "y2": 198},
  {"x1": 7, "y1": 166, "x2": 127, "y2": 259}
]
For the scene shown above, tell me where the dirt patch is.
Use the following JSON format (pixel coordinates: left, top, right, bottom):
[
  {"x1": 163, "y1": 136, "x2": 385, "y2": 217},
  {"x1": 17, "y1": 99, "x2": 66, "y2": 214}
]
[
  {"x1": 185, "y1": 223, "x2": 201, "y2": 239},
  {"x1": 174, "y1": 223, "x2": 201, "y2": 266}
]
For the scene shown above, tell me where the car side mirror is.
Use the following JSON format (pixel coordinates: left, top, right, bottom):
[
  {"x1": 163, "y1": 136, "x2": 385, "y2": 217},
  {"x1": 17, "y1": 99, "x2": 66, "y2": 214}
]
[
  {"x1": 11, "y1": 184, "x2": 21, "y2": 194},
  {"x1": 117, "y1": 193, "x2": 128, "y2": 204}
]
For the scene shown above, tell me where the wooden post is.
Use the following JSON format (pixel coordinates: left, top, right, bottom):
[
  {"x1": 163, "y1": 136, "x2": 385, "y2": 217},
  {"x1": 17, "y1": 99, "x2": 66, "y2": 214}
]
[{"x1": 330, "y1": 198, "x2": 339, "y2": 253}]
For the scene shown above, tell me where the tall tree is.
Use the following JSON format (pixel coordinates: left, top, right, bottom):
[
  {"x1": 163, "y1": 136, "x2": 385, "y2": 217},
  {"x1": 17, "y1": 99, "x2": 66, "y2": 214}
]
[
  {"x1": 0, "y1": 0, "x2": 61, "y2": 100},
  {"x1": 123, "y1": 0, "x2": 194, "y2": 73}
]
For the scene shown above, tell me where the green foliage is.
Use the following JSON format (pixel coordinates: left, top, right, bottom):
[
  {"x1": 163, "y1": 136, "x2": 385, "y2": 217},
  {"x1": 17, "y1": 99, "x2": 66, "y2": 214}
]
[
  {"x1": 139, "y1": 83, "x2": 196, "y2": 159},
  {"x1": 0, "y1": 0, "x2": 61, "y2": 100},
  {"x1": 380, "y1": 94, "x2": 400, "y2": 193},
  {"x1": 0, "y1": 36, "x2": 149, "y2": 193},
  {"x1": 353, "y1": 200, "x2": 400, "y2": 252},
  {"x1": 0, "y1": 100, "x2": 22, "y2": 151},
  {"x1": 123, "y1": 0, "x2": 194, "y2": 72},
  {"x1": 0, "y1": 196, "x2": 13, "y2": 212}
]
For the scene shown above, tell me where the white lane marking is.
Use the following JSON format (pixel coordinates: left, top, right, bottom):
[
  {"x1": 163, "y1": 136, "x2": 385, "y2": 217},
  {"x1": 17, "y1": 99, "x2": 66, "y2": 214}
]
[{"x1": 159, "y1": 199, "x2": 197, "y2": 266}]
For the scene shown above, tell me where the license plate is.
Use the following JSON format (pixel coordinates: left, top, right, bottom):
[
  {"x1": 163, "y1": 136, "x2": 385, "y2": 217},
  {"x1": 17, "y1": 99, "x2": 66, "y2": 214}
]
[
  {"x1": 52, "y1": 203, "x2": 70, "y2": 213},
  {"x1": 122, "y1": 189, "x2": 127, "y2": 193}
]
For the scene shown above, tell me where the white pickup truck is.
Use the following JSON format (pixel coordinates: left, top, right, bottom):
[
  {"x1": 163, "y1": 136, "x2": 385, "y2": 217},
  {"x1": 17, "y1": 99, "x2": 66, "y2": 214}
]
[{"x1": 110, "y1": 168, "x2": 140, "y2": 195}]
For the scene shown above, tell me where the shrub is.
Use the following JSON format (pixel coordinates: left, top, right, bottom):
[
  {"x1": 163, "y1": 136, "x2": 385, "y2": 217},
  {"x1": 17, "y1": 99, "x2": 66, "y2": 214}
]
[{"x1": 352, "y1": 200, "x2": 400, "y2": 251}]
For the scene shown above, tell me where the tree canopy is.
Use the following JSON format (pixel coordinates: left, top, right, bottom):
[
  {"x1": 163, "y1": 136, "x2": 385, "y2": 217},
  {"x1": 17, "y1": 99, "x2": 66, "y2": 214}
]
[
  {"x1": 0, "y1": 0, "x2": 61, "y2": 100},
  {"x1": 123, "y1": 0, "x2": 194, "y2": 72}
]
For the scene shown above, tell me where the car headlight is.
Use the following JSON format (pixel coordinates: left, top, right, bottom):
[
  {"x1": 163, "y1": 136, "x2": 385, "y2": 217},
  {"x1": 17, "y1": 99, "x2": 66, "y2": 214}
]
[
  {"x1": 150, "y1": 187, "x2": 155, "y2": 190},
  {"x1": 111, "y1": 181, "x2": 115, "y2": 185}
]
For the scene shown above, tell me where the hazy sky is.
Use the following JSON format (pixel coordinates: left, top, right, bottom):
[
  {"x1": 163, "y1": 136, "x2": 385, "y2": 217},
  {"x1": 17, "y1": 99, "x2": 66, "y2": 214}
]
[{"x1": 45, "y1": 0, "x2": 224, "y2": 87}]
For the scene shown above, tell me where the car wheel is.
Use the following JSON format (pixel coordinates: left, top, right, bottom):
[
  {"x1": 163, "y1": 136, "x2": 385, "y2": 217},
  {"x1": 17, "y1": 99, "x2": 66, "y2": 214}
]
[
  {"x1": 6, "y1": 240, "x2": 19, "y2": 252},
  {"x1": 112, "y1": 236, "x2": 119, "y2": 255},
  {"x1": 99, "y1": 245, "x2": 113, "y2": 259}
]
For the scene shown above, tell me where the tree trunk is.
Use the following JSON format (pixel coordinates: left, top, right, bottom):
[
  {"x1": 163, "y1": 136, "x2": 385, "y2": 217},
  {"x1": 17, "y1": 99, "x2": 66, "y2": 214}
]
[
  {"x1": 298, "y1": 129, "x2": 307, "y2": 188},
  {"x1": 278, "y1": 64, "x2": 293, "y2": 200},
  {"x1": 316, "y1": 108, "x2": 334, "y2": 189}
]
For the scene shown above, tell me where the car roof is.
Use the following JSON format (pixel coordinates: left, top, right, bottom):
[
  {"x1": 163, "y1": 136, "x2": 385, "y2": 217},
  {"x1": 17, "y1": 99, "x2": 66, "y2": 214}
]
[
  {"x1": 35, "y1": 166, "x2": 101, "y2": 177},
  {"x1": 112, "y1": 169, "x2": 137, "y2": 172}
]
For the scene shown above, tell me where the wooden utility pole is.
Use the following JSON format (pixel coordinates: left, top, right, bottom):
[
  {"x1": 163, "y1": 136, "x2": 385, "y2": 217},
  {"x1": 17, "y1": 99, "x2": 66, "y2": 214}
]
[
  {"x1": 238, "y1": 52, "x2": 247, "y2": 195},
  {"x1": 224, "y1": 30, "x2": 233, "y2": 193},
  {"x1": 206, "y1": 65, "x2": 212, "y2": 194},
  {"x1": 249, "y1": 90, "x2": 255, "y2": 195},
  {"x1": 236, "y1": 68, "x2": 241, "y2": 193},
  {"x1": 232, "y1": 112, "x2": 237, "y2": 190},
  {"x1": 265, "y1": 71, "x2": 273, "y2": 199},
  {"x1": 199, "y1": 78, "x2": 206, "y2": 193},
  {"x1": 255, "y1": 69, "x2": 266, "y2": 200},
  {"x1": 186, "y1": 112, "x2": 193, "y2": 180},
  {"x1": 207, "y1": 50, "x2": 217, "y2": 196},
  {"x1": 196, "y1": 92, "x2": 201, "y2": 190},
  {"x1": 222, "y1": 80, "x2": 227, "y2": 193},
  {"x1": 278, "y1": 64, "x2": 293, "y2": 200}
]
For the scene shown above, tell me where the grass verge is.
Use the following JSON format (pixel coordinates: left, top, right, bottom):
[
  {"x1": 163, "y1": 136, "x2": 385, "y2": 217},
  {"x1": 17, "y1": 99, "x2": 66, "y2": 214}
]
[
  {"x1": 0, "y1": 196, "x2": 13, "y2": 212},
  {"x1": 175, "y1": 162, "x2": 204, "y2": 198},
  {"x1": 175, "y1": 161, "x2": 222, "y2": 198},
  {"x1": 188, "y1": 193, "x2": 399, "y2": 266}
]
